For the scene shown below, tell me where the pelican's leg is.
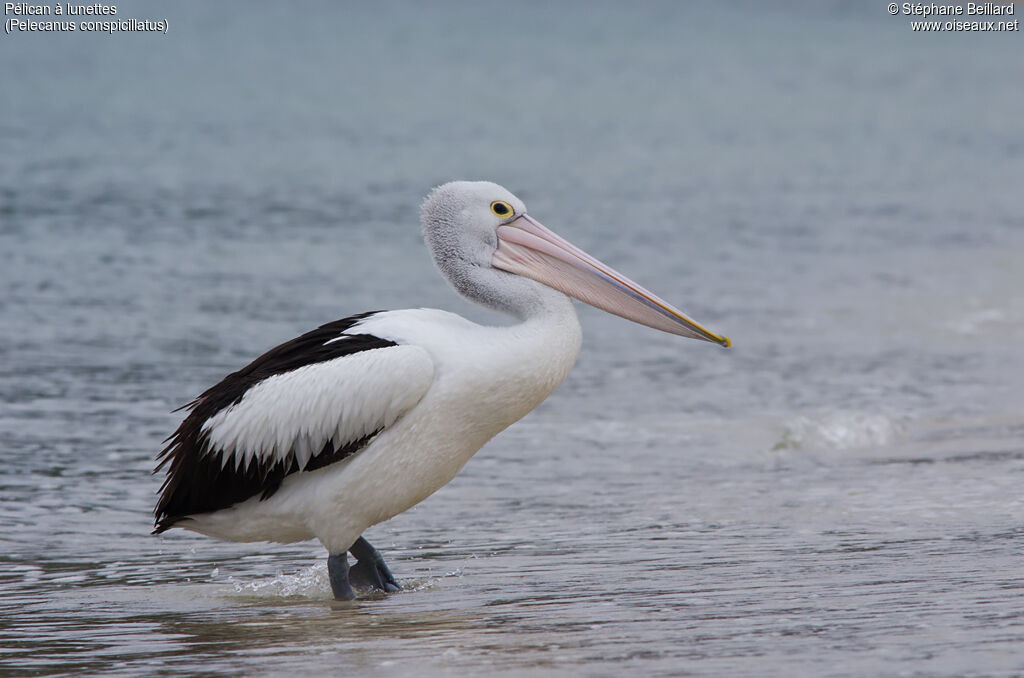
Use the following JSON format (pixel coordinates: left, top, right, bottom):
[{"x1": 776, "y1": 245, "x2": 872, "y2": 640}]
[
  {"x1": 327, "y1": 552, "x2": 356, "y2": 601},
  {"x1": 348, "y1": 536, "x2": 401, "y2": 592}
]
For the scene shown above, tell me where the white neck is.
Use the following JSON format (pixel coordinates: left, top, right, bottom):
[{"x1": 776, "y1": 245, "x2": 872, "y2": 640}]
[{"x1": 444, "y1": 259, "x2": 578, "y2": 323}]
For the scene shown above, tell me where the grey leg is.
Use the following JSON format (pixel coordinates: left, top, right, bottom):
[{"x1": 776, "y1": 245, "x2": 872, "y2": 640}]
[
  {"x1": 327, "y1": 552, "x2": 356, "y2": 601},
  {"x1": 348, "y1": 536, "x2": 401, "y2": 592}
]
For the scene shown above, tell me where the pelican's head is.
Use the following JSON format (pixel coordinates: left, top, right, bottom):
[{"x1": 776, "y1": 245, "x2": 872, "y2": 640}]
[{"x1": 421, "y1": 180, "x2": 730, "y2": 347}]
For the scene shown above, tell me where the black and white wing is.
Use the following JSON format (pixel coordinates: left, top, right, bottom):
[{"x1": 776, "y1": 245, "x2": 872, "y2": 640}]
[{"x1": 153, "y1": 312, "x2": 434, "y2": 532}]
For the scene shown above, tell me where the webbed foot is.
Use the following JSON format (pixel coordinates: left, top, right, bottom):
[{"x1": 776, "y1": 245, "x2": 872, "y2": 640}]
[{"x1": 348, "y1": 536, "x2": 401, "y2": 593}]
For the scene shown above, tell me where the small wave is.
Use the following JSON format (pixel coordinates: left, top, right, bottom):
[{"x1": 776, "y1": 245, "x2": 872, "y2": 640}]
[
  {"x1": 224, "y1": 564, "x2": 458, "y2": 599},
  {"x1": 228, "y1": 563, "x2": 330, "y2": 598},
  {"x1": 948, "y1": 308, "x2": 1008, "y2": 336},
  {"x1": 773, "y1": 412, "x2": 903, "y2": 452}
]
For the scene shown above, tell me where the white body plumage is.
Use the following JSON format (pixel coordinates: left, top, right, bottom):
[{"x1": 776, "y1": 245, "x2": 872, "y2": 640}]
[{"x1": 182, "y1": 300, "x2": 581, "y2": 554}]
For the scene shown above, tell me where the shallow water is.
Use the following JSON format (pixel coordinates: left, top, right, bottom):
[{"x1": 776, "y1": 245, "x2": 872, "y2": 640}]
[{"x1": 3, "y1": 1, "x2": 1024, "y2": 676}]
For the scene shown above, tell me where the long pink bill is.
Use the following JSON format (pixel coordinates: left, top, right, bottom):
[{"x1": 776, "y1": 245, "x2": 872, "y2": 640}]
[{"x1": 492, "y1": 215, "x2": 731, "y2": 347}]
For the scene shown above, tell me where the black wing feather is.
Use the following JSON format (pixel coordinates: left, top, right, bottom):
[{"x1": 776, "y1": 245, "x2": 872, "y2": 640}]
[{"x1": 153, "y1": 311, "x2": 396, "y2": 533}]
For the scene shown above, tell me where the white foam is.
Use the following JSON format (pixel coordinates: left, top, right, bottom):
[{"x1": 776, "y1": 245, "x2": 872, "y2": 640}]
[
  {"x1": 774, "y1": 412, "x2": 902, "y2": 452},
  {"x1": 949, "y1": 308, "x2": 1007, "y2": 336},
  {"x1": 228, "y1": 562, "x2": 331, "y2": 598},
  {"x1": 223, "y1": 563, "x2": 452, "y2": 599}
]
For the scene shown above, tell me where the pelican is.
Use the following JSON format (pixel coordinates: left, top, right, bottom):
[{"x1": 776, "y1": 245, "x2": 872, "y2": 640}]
[{"x1": 154, "y1": 181, "x2": 730, "y2": 600}]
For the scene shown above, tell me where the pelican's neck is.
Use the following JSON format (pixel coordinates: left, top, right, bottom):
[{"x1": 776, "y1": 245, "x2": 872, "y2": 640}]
[
  {"x1": 499, "y1": 275, "x2": 576, "y2": 323},
  {"x1": 449, "y1": 263, "x2": 578, "y2": 326},
  {"x1": 527, "y1": 282, "x2": 578, "y2": 321}
]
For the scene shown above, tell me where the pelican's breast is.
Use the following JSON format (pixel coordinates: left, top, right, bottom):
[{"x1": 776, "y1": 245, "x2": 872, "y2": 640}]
[{"x1": 352, "y1": 304, "x2": 583, "y2": 458}]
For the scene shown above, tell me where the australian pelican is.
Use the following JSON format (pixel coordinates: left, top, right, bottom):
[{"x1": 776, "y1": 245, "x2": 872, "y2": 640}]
[{"x1": 154, "y1": 181, "x2": 730, "y2": 600}]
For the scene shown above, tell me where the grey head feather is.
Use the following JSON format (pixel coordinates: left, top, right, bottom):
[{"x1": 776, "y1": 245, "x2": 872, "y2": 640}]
[{"x1": 421, "y1": 181, "x2": 555, "y2": 319}]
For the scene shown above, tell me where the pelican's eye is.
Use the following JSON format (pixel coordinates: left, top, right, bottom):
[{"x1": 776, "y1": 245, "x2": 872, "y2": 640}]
[{"x1": 490, "y1": 201, "x2": 513, "y2": 218}]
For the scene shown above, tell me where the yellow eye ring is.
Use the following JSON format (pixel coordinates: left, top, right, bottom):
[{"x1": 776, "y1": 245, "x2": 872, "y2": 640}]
[{"x1": 490, "y1": 201, "x2": 513, "y2": 218}]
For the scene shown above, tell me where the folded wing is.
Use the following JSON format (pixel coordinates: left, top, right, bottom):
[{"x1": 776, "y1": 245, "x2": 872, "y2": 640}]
[{"x1": 153, "y1": 313, "x2": 435, "y2": 532}]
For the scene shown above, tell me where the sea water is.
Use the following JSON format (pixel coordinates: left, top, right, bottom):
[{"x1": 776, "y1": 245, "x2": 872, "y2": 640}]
[{"x1": 2, "y1": 2, "x2": 1023, "y2": 675}]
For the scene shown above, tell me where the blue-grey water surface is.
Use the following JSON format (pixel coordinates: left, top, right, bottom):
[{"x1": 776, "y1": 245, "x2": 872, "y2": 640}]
[{"x1": 2, "y1": 1, "x2": 1024, "y2": 676}]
